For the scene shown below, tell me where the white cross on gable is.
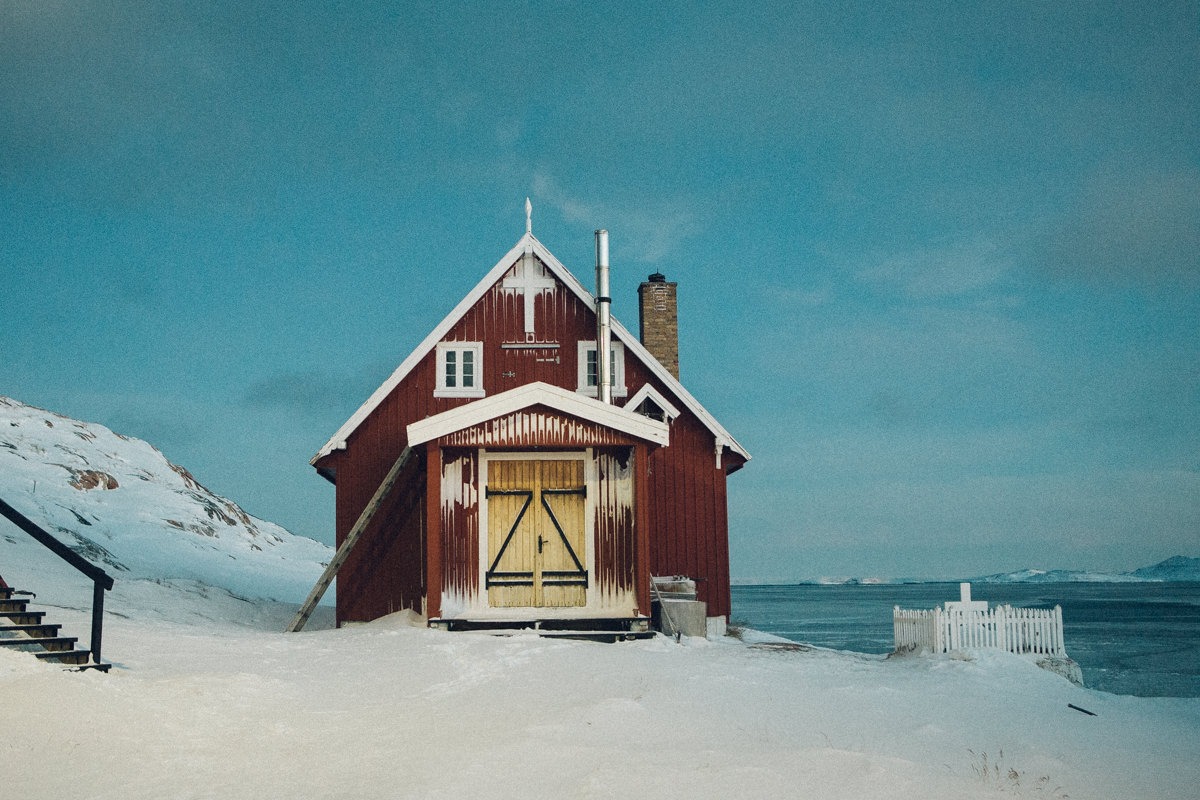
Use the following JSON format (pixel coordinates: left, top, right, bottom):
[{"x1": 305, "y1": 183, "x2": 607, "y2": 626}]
[{"x1": 502, "y1": 251, "x2": 556, "y2": 334}]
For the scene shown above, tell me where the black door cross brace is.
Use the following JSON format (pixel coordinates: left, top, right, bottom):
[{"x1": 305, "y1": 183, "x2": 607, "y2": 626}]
[{"x1": 485, "y1": 486, "x2": 588, "y2": 588}]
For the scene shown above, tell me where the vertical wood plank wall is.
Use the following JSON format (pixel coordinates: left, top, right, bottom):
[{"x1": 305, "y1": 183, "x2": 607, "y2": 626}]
[
  {"x1": 333, "y1": 448, "x2": 426, "y2": 625},
  {"x1": 593, "y1": 447, "x2": 637, "y2": 613},
  {"x1": 622, "y1": 355, "x2": 739, "y2": 621},
  {"x1": 440, "y1": 448, "x2": 479, "y2": 613},
  {"x1": 425, "y1": 443, "x2": 443, "y2": 619}
]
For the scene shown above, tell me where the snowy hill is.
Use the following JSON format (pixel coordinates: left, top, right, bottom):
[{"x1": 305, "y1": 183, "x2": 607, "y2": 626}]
[
  {"x1": 0, "y1": 396, "x2": 331, "y2": 603},
  {"x1": 974, "y1": 556, "x2": 1200, "y2": 584},
  {"x1": 974, "y1": 568, "x2": 1144, "y2": 583},
  {"x1": 1128, "y1": 556, "x2": 1200, "y2": 582}
]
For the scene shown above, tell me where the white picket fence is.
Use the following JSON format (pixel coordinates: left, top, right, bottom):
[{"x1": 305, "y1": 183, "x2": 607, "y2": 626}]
[{"x1": 893, "y1": 604, "x2": 1066, "y2": 657}]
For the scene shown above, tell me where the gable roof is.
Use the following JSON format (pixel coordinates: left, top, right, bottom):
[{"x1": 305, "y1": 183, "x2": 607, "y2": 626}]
[
  {"x1": 312, "y1": 232, "x2": 750, "y2": 464},
  {"x1": 406, "y1": 381, "x2": 670, "y2": 447}
]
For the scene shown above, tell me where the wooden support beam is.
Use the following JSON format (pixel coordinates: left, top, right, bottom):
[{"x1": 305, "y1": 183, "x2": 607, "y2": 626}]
[
  {"x1": 424, "y1": 443, "x2": 443, "y2": 620},
  {"x1": 91, "y1": 581, "x2": 106, "y2": 665},
  {"x1": 287, "y1": 447, "x2": 414, "y2": 633},
  {"x1": 635, "y1": 444, "x2": 651, "y2": 617}
]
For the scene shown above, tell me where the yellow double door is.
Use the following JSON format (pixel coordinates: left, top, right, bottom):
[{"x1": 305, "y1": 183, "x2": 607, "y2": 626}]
[{"x1": 486, "y1": 459, "x2": 587, "y2": 608}]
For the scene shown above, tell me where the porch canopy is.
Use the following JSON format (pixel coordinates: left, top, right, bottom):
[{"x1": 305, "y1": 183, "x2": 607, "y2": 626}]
[{"x1": 411, "y1": 382, "x2": 670, "y2": 622}]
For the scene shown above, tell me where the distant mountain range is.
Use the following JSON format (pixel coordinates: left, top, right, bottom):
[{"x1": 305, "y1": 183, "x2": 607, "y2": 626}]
[
  {"x1": 0, "y1": 396, "x2": 332, "y2": 602},
  {"x1": 740, "y1": 555, "x2": 1200, "y2": 587},
  {"x1": 972, "y1": 556, "x2": 1200, "y2": 584}
]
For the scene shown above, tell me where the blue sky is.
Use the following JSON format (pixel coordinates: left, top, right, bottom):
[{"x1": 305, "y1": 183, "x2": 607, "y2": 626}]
[{"x1": 3, "y1": 1, "x2": 1197, "y2": 580}]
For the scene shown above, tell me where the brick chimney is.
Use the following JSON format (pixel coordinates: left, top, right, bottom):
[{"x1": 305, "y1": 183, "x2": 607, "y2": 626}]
[{"x1": 638, "y1": 272, "x2": 679, "y2": 379}]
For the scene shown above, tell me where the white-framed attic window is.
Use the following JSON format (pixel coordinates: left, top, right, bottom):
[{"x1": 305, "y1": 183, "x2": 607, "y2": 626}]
[
  {"x1": 576, "y1": 340, "x2": 627, "y2": 399},
  {"x1": 435, "y1": 342, "x2": 485, "y2": 398},
  {"x1": 625, "y1": 383, "x2": 680, "y2": 423}
]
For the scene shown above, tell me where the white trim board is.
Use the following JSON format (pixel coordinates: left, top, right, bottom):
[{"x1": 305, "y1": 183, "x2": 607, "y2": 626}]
[
  {"x1": 407, "y1": 382, "x2": 670, "y2": 447},
  {"x1": 312, "y1": 232, "x2": 749, "y2": 464},
  {"x1": 624, "y1": 383, "x2": 681, "y2": 420}
]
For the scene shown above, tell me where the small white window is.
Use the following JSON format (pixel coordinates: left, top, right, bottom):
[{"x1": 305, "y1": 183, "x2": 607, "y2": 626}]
[
  {"x1": 435, "y1": 342, "x2": 485, "y2": 398},
  {"x1": 577, "y1": 340, "x2": 626, "y2": 398}
]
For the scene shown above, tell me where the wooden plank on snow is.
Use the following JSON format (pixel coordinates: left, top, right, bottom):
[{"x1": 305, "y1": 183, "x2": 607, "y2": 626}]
[{"x1": 286, "y1": 446, "x2": 414, "y2": 633}]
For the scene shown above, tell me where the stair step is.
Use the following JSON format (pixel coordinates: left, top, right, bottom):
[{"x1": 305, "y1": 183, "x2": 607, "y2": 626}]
[
  {"x1": 463, "y1": 628, "x2": 657, "y2": 643},
  {"x1": 0, "y1": 636, "x2": 78, "y2": 652},
  {"x1": 34, "y1": 649, "x2": 93, "y2": 666},
  {"x1": 439, "y1": 617, "x2": 650, "y2": 633},
  {"x1": 0, "y1": 623, "x2": 62, "y2": 637},
  {"x1": 0, "y1": 585, "x2": 109, "y2": 672},
  {"x1": 540, "y1": 629, "x2": 656, "y2": 642}
]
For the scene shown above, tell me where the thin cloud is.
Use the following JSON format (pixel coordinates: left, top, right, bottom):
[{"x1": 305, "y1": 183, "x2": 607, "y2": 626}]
[
  {"x1": 1037, "y1": 169, "x2": 1200, "y2": 288},
  {"x1": 531, "y1": 172, "x2": 700, "y2": 264},
  {"x1": 857, "y1": 238, "x2": 1011, "y2": 300},
  {"x1": 243, "y1": 370, "x2": 344, "y2": 414}
]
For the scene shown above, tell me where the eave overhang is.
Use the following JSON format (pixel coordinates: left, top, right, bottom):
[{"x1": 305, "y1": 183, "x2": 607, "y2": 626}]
[{"x1": 406, "y1": 382, "x2": 670, "y2": 448}]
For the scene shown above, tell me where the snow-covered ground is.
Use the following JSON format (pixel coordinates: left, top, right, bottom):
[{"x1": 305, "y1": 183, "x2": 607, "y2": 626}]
[
  {"x1": 3, "y1": 396, "x2": 1198, "y2": 798},
  {"x1": 0, "y1": 572, "x2": 1195, "y2": 800}
]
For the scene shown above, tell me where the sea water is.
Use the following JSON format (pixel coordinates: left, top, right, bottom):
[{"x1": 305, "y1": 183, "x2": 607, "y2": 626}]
[{"x1": 730, "y1": 582, "x2": 1200, "y2": 698}]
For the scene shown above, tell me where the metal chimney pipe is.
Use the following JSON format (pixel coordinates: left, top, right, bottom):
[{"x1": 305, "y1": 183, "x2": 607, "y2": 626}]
[{"x1": 595, "y1": 229, "x2": 613, "y2": 404}]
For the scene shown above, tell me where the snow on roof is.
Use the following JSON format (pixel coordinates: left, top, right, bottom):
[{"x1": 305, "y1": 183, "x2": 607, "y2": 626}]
[{"x1": 312, "y1": 232, "x2": 750, "y2": 464}]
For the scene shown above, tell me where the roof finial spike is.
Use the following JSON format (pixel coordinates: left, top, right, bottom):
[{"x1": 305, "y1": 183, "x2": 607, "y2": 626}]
[{"x1": 525, "y1": 197, "x2": 532, "y2": 235}]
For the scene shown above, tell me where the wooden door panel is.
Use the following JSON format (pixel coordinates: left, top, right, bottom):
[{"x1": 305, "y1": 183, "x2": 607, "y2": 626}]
[
  {"x1": 486, "y1": 460, "x2": 536, "y2": 607},
  {"x1": 539, "y1": 460, "x2": 586, "y2": 607},
  {"x1": 485, "y1": 459, "x2": 587, "y2": 609}
]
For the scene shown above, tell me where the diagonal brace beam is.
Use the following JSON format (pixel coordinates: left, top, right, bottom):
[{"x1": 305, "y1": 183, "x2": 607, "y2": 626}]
[{"x1": 286, "y1": 446, "x2": 414, "y2": 632}]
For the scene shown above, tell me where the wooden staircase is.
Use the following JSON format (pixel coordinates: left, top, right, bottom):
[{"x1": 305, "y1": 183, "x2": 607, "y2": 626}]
[{"x1": 0, "y1": 586, "x2": 110, "y2": 671}]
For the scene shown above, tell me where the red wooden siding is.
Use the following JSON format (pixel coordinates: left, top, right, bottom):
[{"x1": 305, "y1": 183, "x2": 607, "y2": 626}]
[
  {"x1": 645, "y1": 411, "x2": 733, "y2": 619},
  {"x1": 333, "y1": 448, "x2": 426, "y2": 626},
  {"x1": 443, "y1": 255, "x2": 596, "y2": 392},
  {"x1": 620, "y1": 345, "x2": 740, "y2": 620},
  {"x1": 436, "y1": 408, "x2": 642, "y2": 450},
  {"x1": 439, "y1": 448, "x2": 479, "y2": 614},
  {"x1": 593, "y1": 447, "x2": 638, "y2": 614}
]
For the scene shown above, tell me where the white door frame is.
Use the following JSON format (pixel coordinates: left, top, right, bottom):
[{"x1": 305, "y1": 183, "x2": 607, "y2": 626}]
[{"x1": 476, "y1": 449, "x2": 596, "y2": 614}]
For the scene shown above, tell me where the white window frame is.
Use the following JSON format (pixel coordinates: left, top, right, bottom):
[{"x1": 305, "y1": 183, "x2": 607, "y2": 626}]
[
  {"x1": 435, "y1": 342, "x2": 485, "y2": 399},
  {"x1": 576, "y1": 340, "x2": 627, "y2": 399},
  {"x1": 625, "y1": 383, "x2": 680, "y2": 422}
]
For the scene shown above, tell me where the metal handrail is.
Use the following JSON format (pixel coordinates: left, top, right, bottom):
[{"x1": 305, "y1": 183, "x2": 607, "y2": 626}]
[{"x1": 0, "y1": 496, "x2": 113, "y2": 665}]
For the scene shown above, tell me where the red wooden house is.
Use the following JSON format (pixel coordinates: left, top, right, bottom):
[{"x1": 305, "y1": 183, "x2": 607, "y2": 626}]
[{"x1": 309, "y1": 214, "x2": 749, "y2": 636}]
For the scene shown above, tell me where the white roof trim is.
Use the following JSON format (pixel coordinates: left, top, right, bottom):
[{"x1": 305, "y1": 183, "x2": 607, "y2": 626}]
[
  {"x1": 406, "y1": 382, "x2": 670, "y2": 447},
  {"x1": 624, "y1": 383, "x2": 681, "y2": 420},
  {"x1": 312, "y1": 232, "x2": 749, "y2": 464}
]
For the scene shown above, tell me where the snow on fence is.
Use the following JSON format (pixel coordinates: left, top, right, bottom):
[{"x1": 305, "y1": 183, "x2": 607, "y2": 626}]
[{"x1": 893, "y1": 603, "x2": 1066, "y2": 657}]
